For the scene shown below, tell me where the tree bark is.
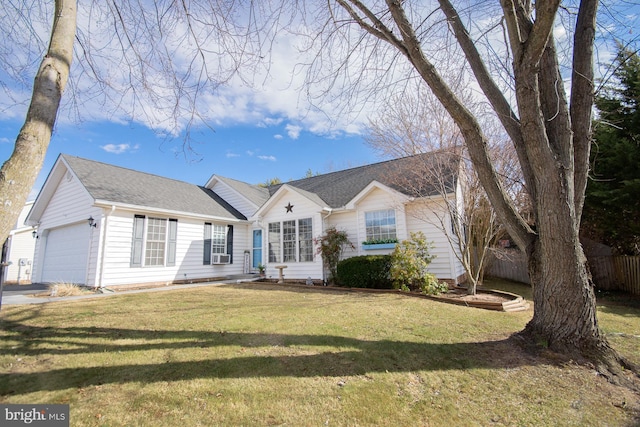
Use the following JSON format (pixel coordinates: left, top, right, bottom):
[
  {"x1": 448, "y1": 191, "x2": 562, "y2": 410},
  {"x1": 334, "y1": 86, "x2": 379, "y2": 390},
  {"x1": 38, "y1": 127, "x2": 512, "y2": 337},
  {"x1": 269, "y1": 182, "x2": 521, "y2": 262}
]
[{"x1": 0, "y1": 0, "x2": 77, "y2": 245}]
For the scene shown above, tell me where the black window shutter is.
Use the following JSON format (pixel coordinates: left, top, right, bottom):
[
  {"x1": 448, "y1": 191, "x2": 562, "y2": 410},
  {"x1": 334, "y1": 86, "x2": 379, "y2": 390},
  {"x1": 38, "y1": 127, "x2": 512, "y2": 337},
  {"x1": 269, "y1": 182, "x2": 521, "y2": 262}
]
[
  {"x1": 131, "y1": 215, "x2": 145, "y2": 267},
  {"x1": 227, "y1": 225, "x2": 234, "y2": 264},
  {"x1": 203, "y1": 222, "x2": 212, "y2": 265}
]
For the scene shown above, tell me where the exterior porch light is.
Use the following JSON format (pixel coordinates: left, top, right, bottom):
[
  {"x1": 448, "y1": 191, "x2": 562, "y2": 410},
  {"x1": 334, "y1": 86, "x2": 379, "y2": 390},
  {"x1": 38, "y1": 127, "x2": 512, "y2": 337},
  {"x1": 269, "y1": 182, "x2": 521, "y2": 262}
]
[
  {"x1": 32, "y1": 229, "x2": 38, "y2": 239},
  {"x1": 88, "y1": 216, "x2": 97, "y2": 228}
]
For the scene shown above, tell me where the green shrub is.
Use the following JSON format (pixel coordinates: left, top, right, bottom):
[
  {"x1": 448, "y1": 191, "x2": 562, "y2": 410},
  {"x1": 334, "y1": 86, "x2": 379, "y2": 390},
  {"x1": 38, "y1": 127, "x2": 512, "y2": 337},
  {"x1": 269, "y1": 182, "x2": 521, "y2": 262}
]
[
  {"x1": 336, "y1": 255, "x2": 393, "y2": 289},
  {"x1": 419, "y1": 274, "x2": 449, "y2": 295},
  {"x1": 314, "y1": 227, "x2": 355, "y2": 285},
  {"x1": 362, "y1": 238, "x2": 399, "y2": 245},
  {"x1": 390, "y1": 232, "x2": 446, "y2": 294}
]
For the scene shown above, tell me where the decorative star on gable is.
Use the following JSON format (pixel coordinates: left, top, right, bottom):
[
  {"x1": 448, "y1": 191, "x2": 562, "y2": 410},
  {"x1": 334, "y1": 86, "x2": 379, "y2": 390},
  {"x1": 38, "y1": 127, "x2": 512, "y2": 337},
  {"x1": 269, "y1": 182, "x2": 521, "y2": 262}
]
[{"x1": 285, "y1": 202, "x2": 294, "y2": 213}]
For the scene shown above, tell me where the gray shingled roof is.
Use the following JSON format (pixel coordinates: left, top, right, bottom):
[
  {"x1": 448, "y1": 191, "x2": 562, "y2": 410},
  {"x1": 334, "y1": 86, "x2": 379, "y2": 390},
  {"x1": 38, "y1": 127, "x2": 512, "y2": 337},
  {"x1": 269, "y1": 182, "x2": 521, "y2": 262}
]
[
  {"x1": 215, "y1": 175, "x2": 270, "y2": 207},
  {"x1": 268, "y1": 152, "x2": 460, "y2": 209},
  {"x1": 63, "y1": 155, "x2": 246, "y2": 220}
]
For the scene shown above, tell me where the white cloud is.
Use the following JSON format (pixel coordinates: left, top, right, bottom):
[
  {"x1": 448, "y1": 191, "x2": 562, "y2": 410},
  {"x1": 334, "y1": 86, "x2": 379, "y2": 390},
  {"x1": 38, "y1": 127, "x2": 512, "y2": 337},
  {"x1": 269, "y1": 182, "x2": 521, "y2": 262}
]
[
  {"x1": 285, "y1": 124, "x2": 302, "y2": 140},
  {"x1": 0, "y1": 4, "x2": 380, "y2": 142},
  {"x1": 273, "y1": 134, "x2": 283, "y2": 140},
  {"x1": 4, "y1": 2, "x2": 553, "y2": 143},
  {"x1": 226, "y1": 151, "x2": 240, "y2": 158},
  {"x1": 259, "y1": 117, "x2": 284, "y2": 127},
  {"x1": 100, "y1": 143, "x2": 139, "y2": 154},
  {"x1": 258, "y1": 155, "x2": 277, "y2": 161},
  {"x1": 246, "y1": 150, "x2": 255, "y2": 156},
  {"x1": 0, "y1": 137, "x2": 11, "y2": 144}
]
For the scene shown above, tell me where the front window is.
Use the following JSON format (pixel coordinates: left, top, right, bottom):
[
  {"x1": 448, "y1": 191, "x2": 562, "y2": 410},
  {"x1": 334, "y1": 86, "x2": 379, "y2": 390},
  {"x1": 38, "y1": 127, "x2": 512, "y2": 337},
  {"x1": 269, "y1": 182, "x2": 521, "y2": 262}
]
[
  {"x1": 365, "y1": 209, "x2": 396, "y2": 242},
  {"x1": 212, "y1": 224, "x2": 227, "y2": 254},
  {"x1": 268, "y1": 218, "x2": 313, "y2": 263},
  {"x1": 145, "y1": 217, "x2": 167, "y2": 266},
  {"x1": 298, "y1": 218, "x2": 314, "y2": 262},
  {"x1": 131, "y1": 215, "x2": 177, "y2": 267},
  {"x1": 283, "y1": 220, "x2": 296, "y2": 262},
  {"x1": 268, "y1": 222, "x2": 281, "y2": 263}
]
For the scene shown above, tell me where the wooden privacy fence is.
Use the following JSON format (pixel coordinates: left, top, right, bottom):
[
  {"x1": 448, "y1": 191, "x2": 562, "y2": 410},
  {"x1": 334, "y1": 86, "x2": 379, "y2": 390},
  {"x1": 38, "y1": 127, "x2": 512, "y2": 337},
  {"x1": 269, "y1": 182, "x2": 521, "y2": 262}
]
[
  {"x1": 485, "y1": 251, "x2": 640, "y2": 296},
  {"x1": 485, "y1": 251, "x2": 530, "y2": 285},
  {"x1": 590, "y1": 256, "x2": 640, "y2": 294}
]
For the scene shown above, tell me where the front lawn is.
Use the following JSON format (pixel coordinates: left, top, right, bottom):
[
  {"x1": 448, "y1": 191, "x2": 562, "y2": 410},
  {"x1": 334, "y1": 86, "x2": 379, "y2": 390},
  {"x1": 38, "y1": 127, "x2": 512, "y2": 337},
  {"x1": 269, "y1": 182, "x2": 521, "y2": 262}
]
[{"x1": 1, "y1": 282, "x2": 638, "y2": 426}]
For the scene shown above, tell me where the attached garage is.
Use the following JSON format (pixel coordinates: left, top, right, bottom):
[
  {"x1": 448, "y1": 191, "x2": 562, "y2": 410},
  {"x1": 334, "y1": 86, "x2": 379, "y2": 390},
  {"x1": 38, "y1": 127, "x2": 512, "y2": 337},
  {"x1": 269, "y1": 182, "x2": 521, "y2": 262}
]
[{"x1": 40, "y1": 223, "x2": 90, "y2": 284}]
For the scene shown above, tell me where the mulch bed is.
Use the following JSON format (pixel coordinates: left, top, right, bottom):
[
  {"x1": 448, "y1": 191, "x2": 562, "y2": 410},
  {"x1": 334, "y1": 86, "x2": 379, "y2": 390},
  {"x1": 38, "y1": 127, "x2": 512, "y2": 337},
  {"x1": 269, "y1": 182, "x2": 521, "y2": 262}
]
[{"x1": 255, "y1": 280, "x2": 527, "y2": 312}]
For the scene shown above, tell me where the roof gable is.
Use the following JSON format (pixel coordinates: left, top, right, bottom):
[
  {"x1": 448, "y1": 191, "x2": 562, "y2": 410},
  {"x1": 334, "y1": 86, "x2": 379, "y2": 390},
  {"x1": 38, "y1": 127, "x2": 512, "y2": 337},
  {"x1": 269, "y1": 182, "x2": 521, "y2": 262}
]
[
  {"x1": 252, "y1": 184, "x2": 329, "y2": 218},
  {"x1": 206, "y1": 175, "x2": 270, "y2": 209},
  {"x1": 344, "y1": 180, "x2": 411, "y2": 210}
]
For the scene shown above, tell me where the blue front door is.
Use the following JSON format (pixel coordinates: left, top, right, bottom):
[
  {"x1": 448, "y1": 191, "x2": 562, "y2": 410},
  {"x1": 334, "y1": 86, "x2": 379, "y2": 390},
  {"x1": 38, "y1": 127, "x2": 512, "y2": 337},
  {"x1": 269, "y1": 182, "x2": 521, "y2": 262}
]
[{"x1": 252, "y1": 230, "x2": 263, "y2": 269}]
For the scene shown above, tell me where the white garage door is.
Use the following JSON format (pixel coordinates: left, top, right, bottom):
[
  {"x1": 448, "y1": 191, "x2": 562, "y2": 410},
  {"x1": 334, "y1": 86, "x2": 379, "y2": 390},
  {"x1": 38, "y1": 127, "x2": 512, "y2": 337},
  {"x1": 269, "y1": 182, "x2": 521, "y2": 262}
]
[{"x1": 41, "y1": 223, "x2": 90, "y2": 284}]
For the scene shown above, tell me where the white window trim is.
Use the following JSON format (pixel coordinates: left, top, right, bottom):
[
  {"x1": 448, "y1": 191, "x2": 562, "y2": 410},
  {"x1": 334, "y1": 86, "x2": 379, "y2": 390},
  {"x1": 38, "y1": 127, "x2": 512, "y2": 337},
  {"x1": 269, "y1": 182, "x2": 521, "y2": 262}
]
[
  {"x1": 364, "y1": 209, "x2": 397, "y2": 242},
  {"x1": 268, "y1": 218, "x2": 314, "y2": 263}
]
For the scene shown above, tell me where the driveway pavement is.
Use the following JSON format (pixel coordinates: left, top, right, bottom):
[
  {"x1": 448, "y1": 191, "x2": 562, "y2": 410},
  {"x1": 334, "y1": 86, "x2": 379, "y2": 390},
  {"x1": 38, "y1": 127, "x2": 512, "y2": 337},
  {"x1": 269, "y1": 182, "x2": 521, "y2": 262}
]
[{"x1": 0, "y1": 279, "x2": 254, "y2": 306}]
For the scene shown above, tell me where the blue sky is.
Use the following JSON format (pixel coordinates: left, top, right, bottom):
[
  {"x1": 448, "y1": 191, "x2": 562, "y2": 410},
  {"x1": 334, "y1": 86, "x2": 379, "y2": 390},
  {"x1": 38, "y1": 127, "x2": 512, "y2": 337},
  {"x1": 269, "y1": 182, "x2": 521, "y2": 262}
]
[
  {"x1": 0, "y1": 116, "x2": 378, "y2": 200},
  {"x1": 0, "y1": 2, "x2": 387, "y2": 201},
  {"x1": 2, "y1": 1, "x2": 636, "y2": 202}
]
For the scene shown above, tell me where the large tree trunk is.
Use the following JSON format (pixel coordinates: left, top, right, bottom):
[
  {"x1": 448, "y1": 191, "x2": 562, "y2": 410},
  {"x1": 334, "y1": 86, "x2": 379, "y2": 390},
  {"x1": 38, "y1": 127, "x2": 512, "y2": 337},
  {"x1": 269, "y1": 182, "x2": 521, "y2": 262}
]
[
  {"x1": 0, "y1": 0, "x2": 76, "y2": 245},
  {"x1": 523, "y1": 174, "x2": 603, "y2": 354},
  {"x1": 347, "y1": 0, "x2": 635, "y2": 380}
]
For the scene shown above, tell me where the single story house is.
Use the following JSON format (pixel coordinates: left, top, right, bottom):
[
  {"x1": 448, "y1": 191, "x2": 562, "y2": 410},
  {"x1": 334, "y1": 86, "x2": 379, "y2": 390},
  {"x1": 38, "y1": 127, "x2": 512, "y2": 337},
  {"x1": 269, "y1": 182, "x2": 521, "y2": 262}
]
[{"x1": 26, "y1": 152, "x2": 466, "y2": 288}]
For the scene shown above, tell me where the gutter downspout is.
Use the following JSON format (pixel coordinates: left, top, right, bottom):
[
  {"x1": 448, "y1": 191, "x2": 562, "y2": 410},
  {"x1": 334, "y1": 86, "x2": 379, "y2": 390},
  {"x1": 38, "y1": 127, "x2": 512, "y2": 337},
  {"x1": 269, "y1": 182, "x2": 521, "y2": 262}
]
[
  {"x1": 97, "y1": 205, "x2": 116, "y2": 289},
  {"x1": 322, "y1": 207, "x2": 333, "y2": 222}
]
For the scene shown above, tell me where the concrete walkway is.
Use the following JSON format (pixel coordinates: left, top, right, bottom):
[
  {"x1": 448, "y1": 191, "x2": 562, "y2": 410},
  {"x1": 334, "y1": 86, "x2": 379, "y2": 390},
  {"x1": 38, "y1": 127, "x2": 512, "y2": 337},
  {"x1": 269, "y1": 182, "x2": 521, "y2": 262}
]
[{"x1": 0, "y1": 279, "x2": 254, "y2": 306}]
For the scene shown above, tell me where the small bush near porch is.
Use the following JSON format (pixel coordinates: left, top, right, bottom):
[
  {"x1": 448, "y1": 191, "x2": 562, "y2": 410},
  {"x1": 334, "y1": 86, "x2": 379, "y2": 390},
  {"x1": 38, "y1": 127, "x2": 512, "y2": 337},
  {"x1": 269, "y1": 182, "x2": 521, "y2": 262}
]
[{"x1": 0, "y1": 280, "x2": 638, "y2": 426}]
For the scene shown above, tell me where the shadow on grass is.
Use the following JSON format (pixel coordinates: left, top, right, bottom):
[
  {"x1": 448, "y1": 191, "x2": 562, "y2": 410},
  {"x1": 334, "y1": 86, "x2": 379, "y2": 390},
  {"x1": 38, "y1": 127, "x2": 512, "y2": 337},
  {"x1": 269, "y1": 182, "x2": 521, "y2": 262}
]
[
  {"x1": 596, "y1": 290, "x2": 640, "y2": 316},
  {"x1": 0, "y1": 318, "x2": 541, "y2": 396}
]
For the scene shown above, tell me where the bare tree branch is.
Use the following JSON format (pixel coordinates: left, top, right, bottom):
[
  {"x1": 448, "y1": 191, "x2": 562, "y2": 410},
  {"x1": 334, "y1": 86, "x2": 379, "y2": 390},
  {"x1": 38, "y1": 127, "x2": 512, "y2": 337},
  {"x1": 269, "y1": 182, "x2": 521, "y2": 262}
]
[
  {"x1": 0, "y1": 0, "x2": 76, "y2": 247},
  {"x1": 571, "y1": 0, "x2": 598, "y2": 221}
]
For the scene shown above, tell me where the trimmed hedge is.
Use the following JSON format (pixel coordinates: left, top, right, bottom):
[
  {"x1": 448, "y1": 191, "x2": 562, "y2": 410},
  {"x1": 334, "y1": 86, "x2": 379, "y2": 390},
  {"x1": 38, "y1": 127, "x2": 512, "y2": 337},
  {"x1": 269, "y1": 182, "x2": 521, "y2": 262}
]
[{"x1": 336, "y1": 255, "x2": 393, "y2": 289}]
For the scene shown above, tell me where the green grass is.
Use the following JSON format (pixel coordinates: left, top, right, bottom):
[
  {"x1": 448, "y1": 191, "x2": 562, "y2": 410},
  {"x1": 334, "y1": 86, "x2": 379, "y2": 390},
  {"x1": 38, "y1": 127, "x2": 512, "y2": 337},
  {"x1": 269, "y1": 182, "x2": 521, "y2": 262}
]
[{"x1": 1, "y1": 282, "x2": 638, "y2": 426}]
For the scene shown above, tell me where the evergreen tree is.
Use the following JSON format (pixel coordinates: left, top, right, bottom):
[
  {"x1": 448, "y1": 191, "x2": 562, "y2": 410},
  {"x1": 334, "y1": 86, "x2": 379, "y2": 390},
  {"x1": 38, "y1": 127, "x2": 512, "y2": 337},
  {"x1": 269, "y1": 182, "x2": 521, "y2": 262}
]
[{"x1": 583, "y1": 46, "x2": 640, "y2": 254}]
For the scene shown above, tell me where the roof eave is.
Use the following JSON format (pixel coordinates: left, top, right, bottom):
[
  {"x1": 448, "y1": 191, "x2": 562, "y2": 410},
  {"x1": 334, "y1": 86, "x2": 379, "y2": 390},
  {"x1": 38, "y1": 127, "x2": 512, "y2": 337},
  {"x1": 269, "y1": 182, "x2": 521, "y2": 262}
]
[{"x1": 93, "y1": 200, "x2": 247, "y2": 223}]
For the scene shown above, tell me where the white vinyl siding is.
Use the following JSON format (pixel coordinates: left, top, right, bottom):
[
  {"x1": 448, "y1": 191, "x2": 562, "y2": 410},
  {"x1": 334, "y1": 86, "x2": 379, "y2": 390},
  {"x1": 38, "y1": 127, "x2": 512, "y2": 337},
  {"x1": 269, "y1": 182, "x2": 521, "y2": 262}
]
[
  {"x1": 31, "y1": 169, "x2": 98, "y2": 284},
  {"x1": 209, "y1": 180, "x2": 261, "y2": 219},
  {"x1": 5, "y1": 230, "x2": 36, "y2": 284},
  {"x1": 36, "y1": 171, "x2": 96, "y2": 230},
  {"x1": 325, "y1": 212, "x2": 358, "y2": 261},
  {"x1": 405, "y1": 200, "x2": 465, "y2": 281},
  {"x1": 5, "y1": 203, "x2": 37, "y2": 283},
  {"x1": 95, "y1": 213, "x2": 248, "y2": 287}
]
